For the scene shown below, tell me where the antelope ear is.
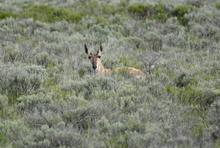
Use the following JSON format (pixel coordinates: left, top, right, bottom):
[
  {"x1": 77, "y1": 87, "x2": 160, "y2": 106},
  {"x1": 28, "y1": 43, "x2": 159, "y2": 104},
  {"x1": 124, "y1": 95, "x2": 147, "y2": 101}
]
[
  {"x1": 100, "y1": 44, "x2": 103, "y2": 52},
  {"x1": 84, "y1": 44, "x2": 88, "y2": 54},
  {"x1": 97, "y1": 49, "x2": 102, "y2": 56},
  {"x1": 97, "y1": 44, "x2": 103, "y2": 56}
]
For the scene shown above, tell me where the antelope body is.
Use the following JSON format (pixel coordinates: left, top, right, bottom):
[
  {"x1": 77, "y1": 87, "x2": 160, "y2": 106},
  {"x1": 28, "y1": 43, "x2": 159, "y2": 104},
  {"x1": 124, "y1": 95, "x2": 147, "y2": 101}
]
[{"x1": 84, "y1": 44, "x2": 145, "y2": 78}]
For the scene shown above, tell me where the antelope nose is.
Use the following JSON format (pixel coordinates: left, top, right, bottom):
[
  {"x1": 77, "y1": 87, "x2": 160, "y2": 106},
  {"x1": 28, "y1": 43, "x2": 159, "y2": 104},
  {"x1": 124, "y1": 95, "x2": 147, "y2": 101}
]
[{"x1": 93, "y1": 65, "x2": 97, "y2": 69}]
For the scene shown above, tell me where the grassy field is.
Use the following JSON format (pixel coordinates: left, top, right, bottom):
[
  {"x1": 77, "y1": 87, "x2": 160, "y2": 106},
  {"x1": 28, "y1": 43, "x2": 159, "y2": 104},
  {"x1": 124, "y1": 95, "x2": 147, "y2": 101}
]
[{"x1": 0, "y1": 0, "x2": 220, "y2": 147}]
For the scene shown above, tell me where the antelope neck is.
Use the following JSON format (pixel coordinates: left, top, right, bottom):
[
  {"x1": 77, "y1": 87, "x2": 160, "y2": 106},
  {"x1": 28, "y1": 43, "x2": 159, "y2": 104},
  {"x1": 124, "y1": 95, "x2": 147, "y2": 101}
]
[{"x1": 96, "y1": 59, "x2": 105, "y2": 74}]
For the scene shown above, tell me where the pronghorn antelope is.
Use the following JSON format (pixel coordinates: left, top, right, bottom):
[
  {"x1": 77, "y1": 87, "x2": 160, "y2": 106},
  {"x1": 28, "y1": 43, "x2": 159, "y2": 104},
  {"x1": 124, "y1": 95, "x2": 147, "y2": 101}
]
[{"x1": 84, "y1": 44, "x2": 145, "y2": 78}]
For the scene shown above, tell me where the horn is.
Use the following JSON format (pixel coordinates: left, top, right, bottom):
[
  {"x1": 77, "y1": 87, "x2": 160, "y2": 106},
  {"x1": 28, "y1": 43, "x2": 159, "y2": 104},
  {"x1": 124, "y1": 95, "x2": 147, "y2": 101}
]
[
  {"x1": 84, "y1": 44, "x2": 88, "y2": 54},
  {"x1": 97, "y1": 44, "x2": 102, "y2": 55},
  {"x1": 100, "y1": 44, "x2": 103, "y2": 52}
]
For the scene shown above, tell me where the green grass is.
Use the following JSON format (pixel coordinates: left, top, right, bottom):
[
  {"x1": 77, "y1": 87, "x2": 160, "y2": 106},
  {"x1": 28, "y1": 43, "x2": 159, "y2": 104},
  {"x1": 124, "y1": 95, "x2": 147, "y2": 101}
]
[
  {"x1": 109, "y1": 134, "x2": 128, "y2": 148},
  {"x1": 0, "y1": 11, "x2": 17, "y2": 20}
]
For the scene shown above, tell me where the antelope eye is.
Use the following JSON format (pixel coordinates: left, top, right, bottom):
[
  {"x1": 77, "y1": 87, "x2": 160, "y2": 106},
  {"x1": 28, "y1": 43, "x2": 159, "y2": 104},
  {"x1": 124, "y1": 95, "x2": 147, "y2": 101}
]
[
  {"x1": 88, "y1": 56, "x2": 91, "y2": 59},
  {"x1": 98, "y1": 56, "x2": 101, "y2": 58}
]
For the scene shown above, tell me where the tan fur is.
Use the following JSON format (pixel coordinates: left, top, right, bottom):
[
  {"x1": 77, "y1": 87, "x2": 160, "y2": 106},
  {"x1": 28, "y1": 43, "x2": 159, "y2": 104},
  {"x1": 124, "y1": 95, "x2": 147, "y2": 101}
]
[
  {"x1": 94, "y1": 59, "x2": 145, "y2": 78},
  {"x1": 96, "y1": 58, "x2": 112, "y2": 76},
  {"x1": 113, "y1": 67, "x2": 145, "y2": 78},
  {"x1": 85, "y1": 44, "x2": 145, "y2": 78}
]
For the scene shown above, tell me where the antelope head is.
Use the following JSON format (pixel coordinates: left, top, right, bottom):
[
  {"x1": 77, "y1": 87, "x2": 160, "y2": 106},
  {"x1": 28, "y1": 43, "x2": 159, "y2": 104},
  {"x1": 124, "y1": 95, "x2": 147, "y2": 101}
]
[{"x1": 84, "y1": 44, "x2": 103, "y2": 71}]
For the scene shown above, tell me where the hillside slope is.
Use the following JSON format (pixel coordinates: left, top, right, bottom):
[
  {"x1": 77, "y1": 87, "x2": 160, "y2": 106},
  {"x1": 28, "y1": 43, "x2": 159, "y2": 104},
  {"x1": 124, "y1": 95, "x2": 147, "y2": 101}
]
[{"x1": 0, "y1": 0, "x2": 220, "y2": 147}]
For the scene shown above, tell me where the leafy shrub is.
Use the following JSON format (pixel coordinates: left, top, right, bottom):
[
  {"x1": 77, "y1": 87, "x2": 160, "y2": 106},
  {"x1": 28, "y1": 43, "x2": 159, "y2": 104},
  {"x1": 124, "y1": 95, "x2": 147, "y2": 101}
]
[
  {"x1": 162, "y1": 31, "x2": 186, "y2": 48},
  {"x1": 89, "y1": 24, "x2": 110, "y2": 39},
  {"x1": 0, "y1": 64, "x2": 46, "y2": 103},
  {"x1": 0, "y1": 94, "x2": 8, "y2": 108},
  {"x1": 33, "y1": 125, "x2": 84, "y2": 148},
  {"x1": 117, "y1": 55, "x2": 143, "y2": 69},
  {"x1": 128, "y1": 3, "x2": 170, "y2": 22},
  {"x1": 109, "y1": 132, "x2": 128, "y2": 148},
  {"x1": 35, "y1": 51, "x2": 54, "y2": 67},
  {"x1": 172, "y1": 4, "x2": 193, "y2": 18},
  {"x1": 153, "y1": 3, "x2": 170, "y2": 22},
  {"x1": 171, "y1": 4, "x2": 193, "y2": 26},
  {"x1": 0, "y1": 95, "x2": 8, "y2": 118},
  {"x1": 0, "y1": 120, "x2": 29, "y2": 147},
  {"x1": 17, "y1": 93, "x2": 63, "y2": 128},
  {"x1": 17, "y1": 93, "x2": 51, "y2": 112},
  {"x1": 0, "y1": 119, "x2": 85, "y2": 148},
  {"x1": 66, "y1": 76, "x2": 118, "y2": 100},
  {"x1": 216, "y1": 3, "x2": 220, "y2": 9},
  {"x1": 0, "y1": 11, "x2": 16, "y2": 20},
  {"x1": 166, "y1": 85, "x2": 220, "y2": 108},
  {"x1": 128, "y1": 3, "x2": 147, "y2": 14},
  {"x1": 128, "y1": 3, "x2": 154, "y2": 17},
  {"x1": 123, "y1": 36, "x2": 145, "y2": 49},
  {"x1": 76, "y1": 0, "x2": 101, "y2": 16},
  {"x1": 188, "y1": 35, "x2": 210, "y2": 50},
  {"x1": 3, "y1": 47, "x2": 21, "y2": 63},
  {"x1": 174, "y1": 73, "x2": 193, "y2": 87},
  {"x1": 186, "y1": 0, "x2": 204, "y2": 8},
  {"x1": 208, "y1": 99, "x2": 220, "y2": 145},
  {"x1": 0, "y1": 132, "x2": 9, "y2": 147},
  {"x1": 144, "y1": 32, "x2": 162, "y2": 51},
  {"x1": 102, "y1": 4, "x2": 117, "y2": 15},
  {"x1": 21, "y1": 5, "x2": 83, "y2": 23},
  {"x1": 190, "y1": 22, "x2": 220, "y2": 41},
  {"x1": 97, "y1": 116, "x2": 110, "y2": 133}
]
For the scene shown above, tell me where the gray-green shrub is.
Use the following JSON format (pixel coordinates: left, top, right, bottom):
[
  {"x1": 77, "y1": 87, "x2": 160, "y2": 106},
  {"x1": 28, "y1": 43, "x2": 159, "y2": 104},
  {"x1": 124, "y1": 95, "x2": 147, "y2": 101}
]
[{"x1": 0, "y1": 64, "x2": 46, "y2": 102}]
